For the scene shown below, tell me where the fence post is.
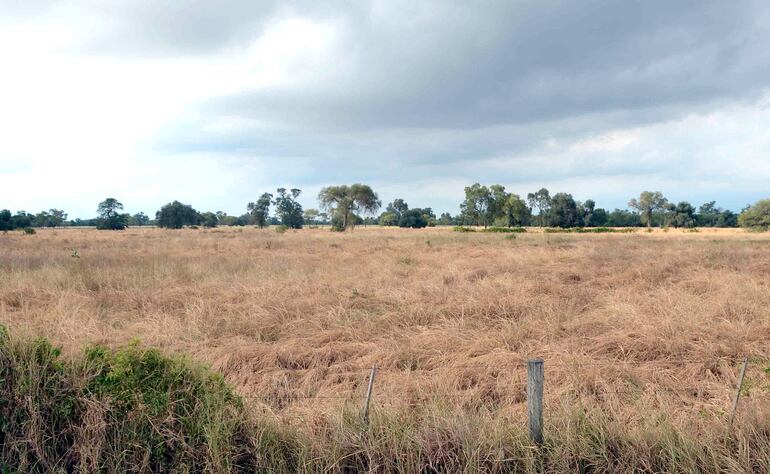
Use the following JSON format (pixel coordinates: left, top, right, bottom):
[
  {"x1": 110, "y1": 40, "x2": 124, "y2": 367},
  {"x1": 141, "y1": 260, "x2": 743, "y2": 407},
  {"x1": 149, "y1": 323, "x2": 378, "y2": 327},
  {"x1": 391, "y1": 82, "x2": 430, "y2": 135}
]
[
  {"x1": 362, "y1": 365, "x2": 377, "y2": 424},
  {"x1": 730, "y1": 357, "x2": 748, "y2": 425},
  {"x1": 527, "y1": 358, "x2": 544, "y2": 445}
]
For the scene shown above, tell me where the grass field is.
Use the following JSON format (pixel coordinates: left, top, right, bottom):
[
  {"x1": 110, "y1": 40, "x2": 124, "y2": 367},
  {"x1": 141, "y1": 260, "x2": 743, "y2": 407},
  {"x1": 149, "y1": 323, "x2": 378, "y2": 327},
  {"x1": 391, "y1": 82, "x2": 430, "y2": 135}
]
[{"x1": 3, "y1": 226, "x2": 770, "y2": 471}]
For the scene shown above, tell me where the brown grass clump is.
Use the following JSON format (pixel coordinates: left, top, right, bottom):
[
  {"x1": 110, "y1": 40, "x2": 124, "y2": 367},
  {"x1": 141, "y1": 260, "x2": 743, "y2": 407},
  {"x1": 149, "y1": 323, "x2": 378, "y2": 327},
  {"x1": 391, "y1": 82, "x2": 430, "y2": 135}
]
[{"x1": 2, "y1": 226, "x2": 770, "y2": 470}]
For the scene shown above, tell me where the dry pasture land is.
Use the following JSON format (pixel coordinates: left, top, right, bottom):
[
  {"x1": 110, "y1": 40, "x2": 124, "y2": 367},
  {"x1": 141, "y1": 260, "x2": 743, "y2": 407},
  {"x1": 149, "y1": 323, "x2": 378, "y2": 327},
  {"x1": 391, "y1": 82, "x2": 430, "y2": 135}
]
[{"x1": 3, "y1": 226, "x2": 770, "y2": 471}]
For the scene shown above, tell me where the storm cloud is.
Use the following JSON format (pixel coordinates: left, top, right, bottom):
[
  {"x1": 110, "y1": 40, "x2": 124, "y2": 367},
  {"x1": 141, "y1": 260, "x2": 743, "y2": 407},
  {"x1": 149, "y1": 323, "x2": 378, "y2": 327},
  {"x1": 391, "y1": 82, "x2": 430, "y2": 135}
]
[{"x1": 1, "y1": 0, "x2": 769, "y2": 216}]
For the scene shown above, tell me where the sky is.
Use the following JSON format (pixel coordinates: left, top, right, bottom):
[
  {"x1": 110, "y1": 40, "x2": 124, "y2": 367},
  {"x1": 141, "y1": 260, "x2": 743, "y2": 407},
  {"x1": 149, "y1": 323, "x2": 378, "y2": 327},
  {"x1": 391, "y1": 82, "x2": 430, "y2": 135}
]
[{"x1": 1, "y1": 0, "x2": 770, "y2": 218}]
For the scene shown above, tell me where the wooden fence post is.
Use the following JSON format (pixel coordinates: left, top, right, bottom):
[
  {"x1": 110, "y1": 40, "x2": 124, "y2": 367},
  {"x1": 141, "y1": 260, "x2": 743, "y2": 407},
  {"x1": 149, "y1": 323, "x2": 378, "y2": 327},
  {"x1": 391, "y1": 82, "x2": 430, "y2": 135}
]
[
  {"x1": 363, "y1": 366, "x2": 377, "y2": 424},
  {"x1": 730, "y1": 357, "x2": 748, "y2": 425},
  {"x1": 527, "y1": 358, "x2": 544, "y2": 445}
]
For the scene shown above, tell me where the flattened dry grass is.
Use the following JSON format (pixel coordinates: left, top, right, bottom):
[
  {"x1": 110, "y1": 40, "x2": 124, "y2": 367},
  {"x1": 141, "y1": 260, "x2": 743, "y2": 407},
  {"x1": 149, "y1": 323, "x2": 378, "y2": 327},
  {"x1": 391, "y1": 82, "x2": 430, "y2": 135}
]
[{"x1": 2, "y1": 226, "x2": 770, "y2": 471}]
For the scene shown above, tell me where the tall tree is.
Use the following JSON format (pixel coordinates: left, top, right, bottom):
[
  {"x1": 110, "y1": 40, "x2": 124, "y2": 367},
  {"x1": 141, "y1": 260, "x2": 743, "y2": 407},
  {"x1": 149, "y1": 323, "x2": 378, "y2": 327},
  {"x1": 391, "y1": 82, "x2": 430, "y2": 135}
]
[
  {"x1": 273, "y1": 188, "x2": 304, "y2": 229},
  {"x1": 96, "y1": 198, "x2": 128, "y2": 230},
  {"x1": 527, "y1": 188, "x2": 552, "y2": 227},
  {"x1": 628, "y1": 191, "x2": 668, "y2": 228},
  {"x1": 667, "y1": 201, "x2": 696, "y2": 228},
  {"x1": 318, "y1": 184, "x2": 381, "y2": 230},
  {"x1": 460, "y1": 183, "x2": 492, "y2": 227},
  {"x1": 247, "y1": 193, "x2": 273, "y2": 228},
  {"x1": 502, "y1": 194, "x2": 531, "y2": 227},
  {"x1": 547, "y1": 193, "x2": 581, "y2": 228},
  {"x1": 156, "y1": 201, "x2": 200, "y2": 229}
]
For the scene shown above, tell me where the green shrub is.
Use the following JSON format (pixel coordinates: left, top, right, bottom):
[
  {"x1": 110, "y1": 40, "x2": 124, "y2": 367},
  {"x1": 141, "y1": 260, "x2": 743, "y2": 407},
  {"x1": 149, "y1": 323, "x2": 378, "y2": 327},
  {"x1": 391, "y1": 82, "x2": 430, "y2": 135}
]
[
  {"x1": 21, "y1": 227, "x2": 36, "y2": 235},
  {"x1": 739, "y1": 199, "x2": 770, "y2": 230},
  {"x1": 481, "y1": 226, "x2": 526, "y2": 233},
  {"x1": 0, "y1": 330, "x2": 255, "y2": 472},
  {"x1": 275, "y1": 225, "x2": 288, "y2": 234},
  {"x1": 452, "y1": 226, "x2": 477, "y2": 232}
]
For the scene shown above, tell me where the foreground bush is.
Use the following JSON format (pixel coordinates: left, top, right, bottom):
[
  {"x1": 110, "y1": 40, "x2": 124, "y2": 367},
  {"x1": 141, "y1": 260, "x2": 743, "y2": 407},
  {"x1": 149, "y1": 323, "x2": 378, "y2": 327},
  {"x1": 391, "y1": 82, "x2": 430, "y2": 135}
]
[
  {"x1": 481, "y1": 226, "x2": 527, "y2": 233},
  {"x1": 0, "y1": 329, "x2": 258, "y2": 472}
]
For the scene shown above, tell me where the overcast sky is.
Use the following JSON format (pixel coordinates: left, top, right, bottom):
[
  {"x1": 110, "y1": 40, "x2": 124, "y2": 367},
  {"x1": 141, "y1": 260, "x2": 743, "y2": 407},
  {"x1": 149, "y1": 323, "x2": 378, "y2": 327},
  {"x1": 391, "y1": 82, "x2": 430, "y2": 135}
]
[{"x1": 2, "y1": 0, "x2": 770, "y2": 218}]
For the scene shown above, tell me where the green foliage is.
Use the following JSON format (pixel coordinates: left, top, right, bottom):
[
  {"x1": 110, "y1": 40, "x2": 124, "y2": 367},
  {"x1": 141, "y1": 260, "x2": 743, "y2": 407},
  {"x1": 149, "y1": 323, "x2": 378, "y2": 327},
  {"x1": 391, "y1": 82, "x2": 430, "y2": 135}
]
[
  {"x1": 247, "y1": 192, "x2": 273, "y2": 228},
  {"x1": 629, "y1": 191, "x2": 668, "y2": 228},
  {"x1": 0, "y1": 209, "x2": 12, "y2": 231},
  {"x1": 0, "y1": 331, "x2": 253, "y2": 472},
  {"x1": 96, "y1": 198, "x2": 129, "y2": 230},
  {"x1": 378, "y1": 211, "x2": 398, "y2": 226},
  {"x1": 156, "y1": 200, "x2": 200, "y2": 229},
  {"x1": 527, "y1": 188, "x2": 551, "y2": 226},
  {"x1": 274, "y1": 225, "x2": 288, "y2": 233},
  {"x1": 546, "y1": 193, "x2": 581, "y2": 228},
  {"x1": 398, "y1": 209, "x2": 428, "y2": 228},
  {"x1": 199, "y1": 211, "x2": 218, "y2": 228},
  {"x1": 453, "y1": 226, "x2": 477, "y2": 232},
  {"x1": 273, "y1": 188, "x2": 304, "y2": 229},
  {"x1": 318, "y1": 184, "x2": 381, "y2": 230},
  {"x1": 21, "y1": 227, "x2": 36, "y2": 235},
  {"x1": 739, "y1": 199, "x2": 770, "y2": 230},
  {"x1": 128, "y1": 212, "x2": 150, "y2": 226},
  {"x1": 481, "y1": 226, "x2": 526, "y2": 233}
]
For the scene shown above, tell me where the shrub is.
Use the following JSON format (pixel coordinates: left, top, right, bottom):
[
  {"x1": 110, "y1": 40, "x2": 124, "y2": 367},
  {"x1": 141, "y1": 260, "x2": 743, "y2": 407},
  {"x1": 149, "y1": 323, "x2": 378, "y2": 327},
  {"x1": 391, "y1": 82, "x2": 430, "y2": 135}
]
[
  {"x1": 21, "y1": 227, "x2": 36, "y2": 235},
  {"x1": 275, "y1": 225, "x2": 288, "y2": 234},
  {"x1": 0, "y1": 329, "x2": 255, "y2": 472},
  {"x1": 481, "y1": 226, "x2": 526, "y2": 233},
  {"x1": 453, "y1": 226, "x2": 477, "y2": 232},
  {"x1": 739, "y1": 199, "x2": 770, "y2": 230}
]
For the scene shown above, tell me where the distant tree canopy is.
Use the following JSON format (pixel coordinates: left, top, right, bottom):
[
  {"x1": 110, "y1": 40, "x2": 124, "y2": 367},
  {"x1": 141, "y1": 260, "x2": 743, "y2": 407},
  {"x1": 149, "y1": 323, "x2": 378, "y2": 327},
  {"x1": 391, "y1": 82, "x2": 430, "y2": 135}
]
[
  {"x1": 156, "y1": 201, "x2": 200, "y2": 229},
  {"x1": 318, "y1": 184, "x2": 381, "y2": 230},
  {"x1": 739, "y1": 199, "x2": 770, "y2": 230},
  {"x1": 96, "y1": 198, "x2": 129, "y2": 230},
  {"x1": 628, "y1": 191, "x2": 668, "y2": 228},
  {"x1": 247, "y1": 193, "x2": 272, "y2": 228},
  {"x1": 273, "y1": 188, "x2": 304, "y2": 229},
  {"x1": 128, "y1": 212, "x2": 150, "y2": 227}
]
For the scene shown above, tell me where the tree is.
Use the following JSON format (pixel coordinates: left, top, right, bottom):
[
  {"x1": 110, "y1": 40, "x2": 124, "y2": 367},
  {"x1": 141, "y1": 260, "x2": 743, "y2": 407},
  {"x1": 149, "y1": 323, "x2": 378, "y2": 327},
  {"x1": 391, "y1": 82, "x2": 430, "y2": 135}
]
[
  {"x1": 398, "y1": 209, "x2": 428, "y2": 228},
  {"x1": 460, "y1": 183, "x2": 492, "y2": 227},
  {"x1": 200, "y1": 212, "x2": 219, "y2": 228},
  {"x1": 437, "y1": 212, "x2": 456, "y2": 226},
  {"x1": 527, "y1": 188, "x2": 551, "y2": 226},
  {"x1": 34, "y1": 209, "x2": 67, "y2": 227},
  {"x1": 318, "y1": 184, "x2": 381, "y2": 230},
  {"x1": 586, "y1": 207, "x2": 609, "y2": 227},
  {"x1": 128, "y1": 212, "x2": 150, "y2": 226},
  {"x1": 668, "y1": 201, "x2": 696, "y2": 228},
  {"x1": 697, "y1": 201, "x2": 737, "y2": 227},
  {"x1": 378, "y1": 212, "x2": 398, "y2": 226},
  {"x1": 386, "y1": 199, "x2": 409, "y2": 221},
  {"x1": 273, "y1": 188, "x2": 304, "y2": 229},
  {"x1": 628, "y1": 191, "x2": 668, "y2": 228},
  {"x1": 0, "y1": 209, "x2": 12, "y2": 231},
  {"x1": 96, "y1": 198, "x2": 128, "y2": 230},
  {"x1": 156, "y1": 201, "x2": 200, "y2": 229},
  {"x1": 739, "y1": 199, "x2": 770, "y2": 230},
  {"x1": 303, "y1": 208, "x2": 321, "y2": 224},
  {"x1": 547, "y1": 193, "x2": 581, "y2": 228},
  {"x1": 607, "y1": 209, "x2": 641, "y2": 227},
  {"x1": 501, "y1": 194, "x2": 531, "y2": 227},
  {"x1": 247, "y1": 193, "x2": 273, "y2": 228}
]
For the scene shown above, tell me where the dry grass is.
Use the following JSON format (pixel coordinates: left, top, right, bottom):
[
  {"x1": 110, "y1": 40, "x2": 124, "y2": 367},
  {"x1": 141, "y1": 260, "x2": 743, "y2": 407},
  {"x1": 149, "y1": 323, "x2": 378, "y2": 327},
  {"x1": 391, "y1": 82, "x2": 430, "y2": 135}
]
[{"x1": 3, "y1": 226, "x2": 770, "y2": 470}]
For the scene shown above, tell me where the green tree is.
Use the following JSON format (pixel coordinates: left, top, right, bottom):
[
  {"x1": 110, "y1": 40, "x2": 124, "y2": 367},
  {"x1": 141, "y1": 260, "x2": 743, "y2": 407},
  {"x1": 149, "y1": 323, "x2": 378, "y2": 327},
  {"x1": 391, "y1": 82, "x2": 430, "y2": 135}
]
[
  {"x1": 667, "y1": 201, "x2": 696, "y2": 228},
  {"x1": 501, "y1": 194, "x2": 531, "y2": 227},
  {"x1": 0, "y1": 209, "x2": 12, "y2": 231},
  {"x1": 607, "y1": 209, "x2": 641, "y2": 227},
  {"x1": 303, "y1": 208, "x2": 321, "y2": 224},
  {"x1": 199, "y1": 212, "x2": 219, "y2": 228},
  {"x1": 628, "y1": 191, "x2": 667, "y2": 228},
  {"x1": 318, "y1": 184, "x2": 381, "y2": 230},
  {"x1": 96, "y1": 198, "x2": 129, "y2": 230},
  {"x1": 527, "y1": 188, "x2": 551, "y2": 227},
  {"x1": 386, "y1": 199, "x2": 409, "y2": 220},
  {"x1": 547, "y1": 193, "x2": 581, "y2": 228},
  {"x1": 128, "y1": 212, "x2": 150, "y2": 226},
  {"x1": 247, "y1": 193, "x2": 272, "y2": 228},
  {"x1": 378, "y1": 212, "x2": 398, "y2": 226},
  {"x1": 273, "y1": 188, "x2": 304, "y2": 229},
  {"x1": 739, "y1": 199, "x2": 770, "y2": 230},
  {"x1": 398, "y1": 209, "x2": 428, "y2": 228},
  {"x1": 460, "y1": 183, "x2": 492, "y2": 227},
  {"x1": 156, "y1": 201, "x2": 200, "y2": 229}
]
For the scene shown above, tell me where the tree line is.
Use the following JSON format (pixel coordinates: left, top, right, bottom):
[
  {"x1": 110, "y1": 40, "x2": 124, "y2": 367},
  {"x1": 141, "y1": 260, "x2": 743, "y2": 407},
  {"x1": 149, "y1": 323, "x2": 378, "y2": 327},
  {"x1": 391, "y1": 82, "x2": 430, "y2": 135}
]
[{"x1": 2, "y1": 184, "x2": 769, "y2": 232}]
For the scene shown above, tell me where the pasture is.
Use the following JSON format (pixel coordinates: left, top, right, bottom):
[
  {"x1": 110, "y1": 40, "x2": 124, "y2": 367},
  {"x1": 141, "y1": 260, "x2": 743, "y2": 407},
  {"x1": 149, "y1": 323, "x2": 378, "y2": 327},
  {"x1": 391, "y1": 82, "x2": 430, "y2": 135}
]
[{"x1": 2, "y1": 226, "x2": 770, "y2": 471}]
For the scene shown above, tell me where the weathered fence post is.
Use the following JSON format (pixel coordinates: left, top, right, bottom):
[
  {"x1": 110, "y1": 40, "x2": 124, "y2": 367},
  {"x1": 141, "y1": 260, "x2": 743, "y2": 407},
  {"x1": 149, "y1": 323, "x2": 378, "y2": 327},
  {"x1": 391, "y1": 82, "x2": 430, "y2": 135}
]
[
  {"x1": 527, "y1": 358, "x2": 544, "y2": 445},
  {"x1": 730, "y1": 357, "x2": 749, "y2": 425},
  {"x1": 363, "y1": 365, "x2": 377, "y2": 424}
]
